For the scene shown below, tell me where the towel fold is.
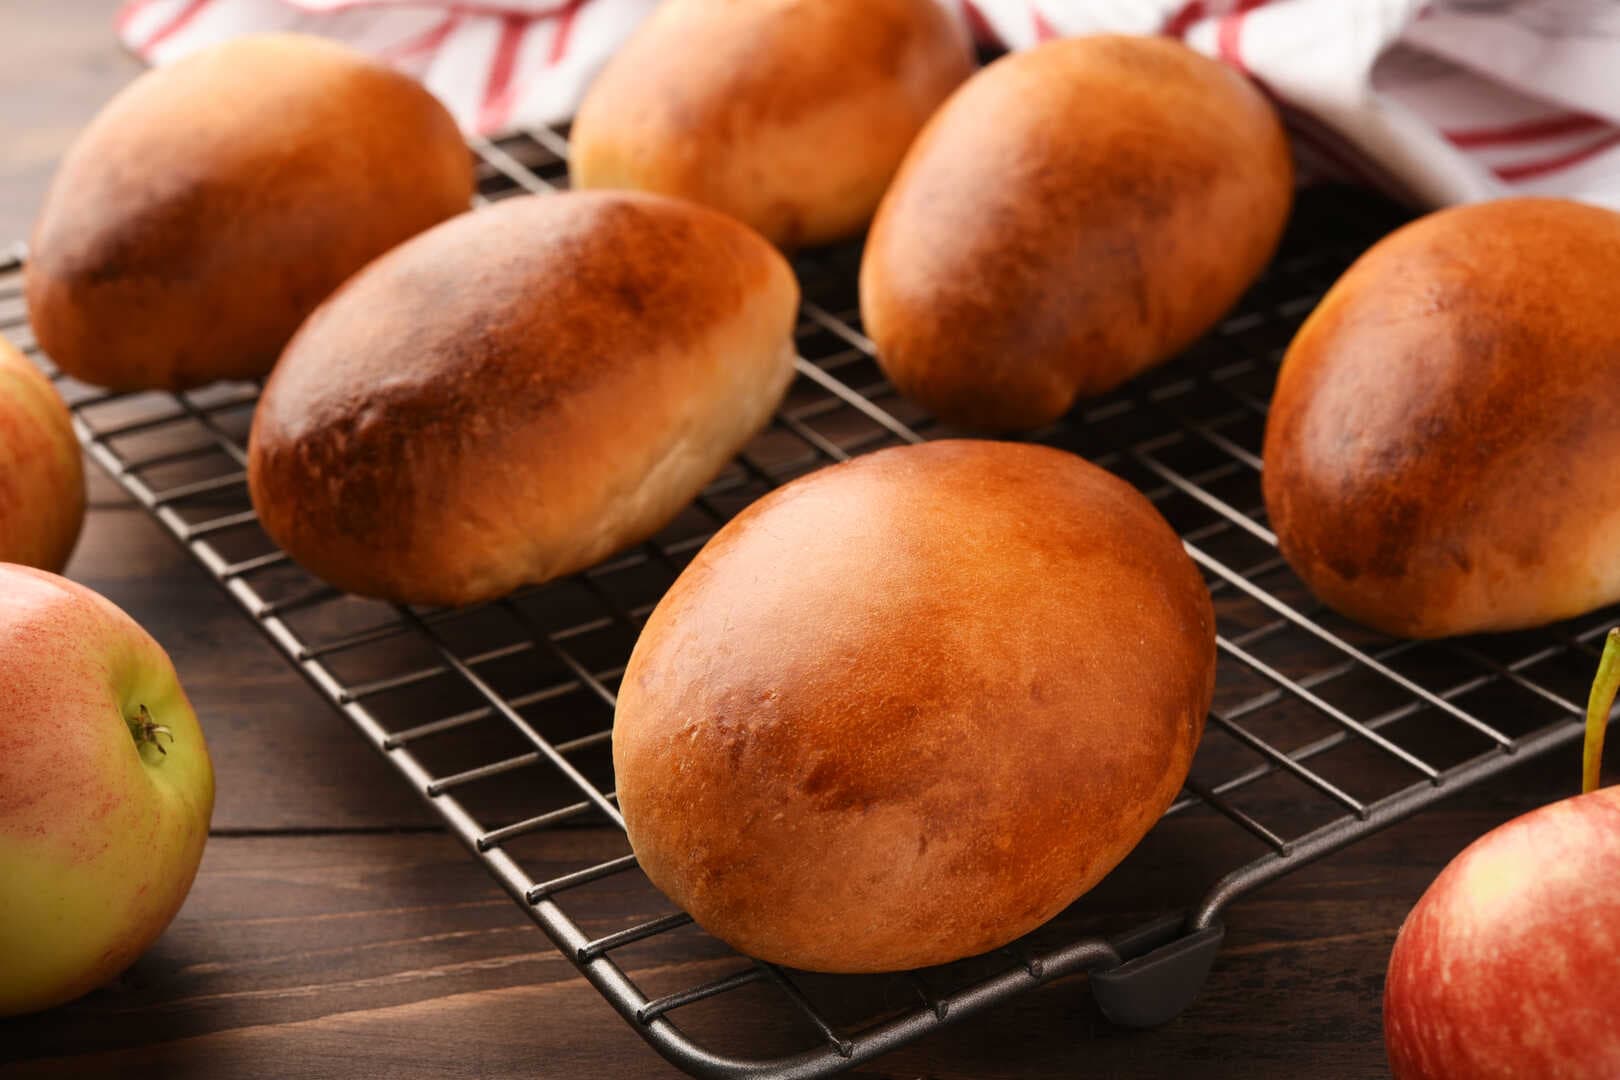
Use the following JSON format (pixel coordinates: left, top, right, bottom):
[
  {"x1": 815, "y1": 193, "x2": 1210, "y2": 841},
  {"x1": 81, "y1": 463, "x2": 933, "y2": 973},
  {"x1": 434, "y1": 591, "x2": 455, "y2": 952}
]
[{"x1": 115, "y1": 0, "x2": 1620, "y2": 207}]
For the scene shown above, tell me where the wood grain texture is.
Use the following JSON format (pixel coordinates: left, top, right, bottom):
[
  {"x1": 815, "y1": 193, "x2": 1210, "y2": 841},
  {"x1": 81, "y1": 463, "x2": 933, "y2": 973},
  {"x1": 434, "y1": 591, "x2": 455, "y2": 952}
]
[
  {"x1": 0, "y1": 10, "x2": 1608, "y2": 1079},
  {"x1": 0, "y1": 3, "x2": 143, "y2": 244},
  {"x1": 0, "y1": 764, "x2": 1587, "y2": 1079}
]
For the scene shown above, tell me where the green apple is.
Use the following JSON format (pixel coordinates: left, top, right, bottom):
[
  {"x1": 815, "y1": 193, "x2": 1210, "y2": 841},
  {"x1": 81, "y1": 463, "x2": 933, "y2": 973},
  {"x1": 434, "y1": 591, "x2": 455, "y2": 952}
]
[
  {"x1": 0, "y1": 564, "x2": 213, "y2": 1015},
  {"x1": 0, "y1": 338, "x2": 85, "y2": 571}
]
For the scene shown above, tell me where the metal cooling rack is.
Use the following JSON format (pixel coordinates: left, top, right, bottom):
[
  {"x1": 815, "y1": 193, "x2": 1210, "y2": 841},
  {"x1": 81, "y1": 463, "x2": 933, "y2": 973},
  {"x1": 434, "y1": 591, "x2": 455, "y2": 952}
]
[{"x1": 5, "y1": 128, "x2": 1616, "y2": 1078}]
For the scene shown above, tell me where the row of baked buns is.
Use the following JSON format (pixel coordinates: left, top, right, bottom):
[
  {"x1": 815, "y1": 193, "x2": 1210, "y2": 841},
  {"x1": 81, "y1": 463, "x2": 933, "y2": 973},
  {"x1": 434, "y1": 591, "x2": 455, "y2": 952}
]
[
  {"x1": 22, "y1": 5, "x2": 1620, "y2": 976},
  {"x1": 25, "y1": 16, "x2": 1295, "y2": 611}
]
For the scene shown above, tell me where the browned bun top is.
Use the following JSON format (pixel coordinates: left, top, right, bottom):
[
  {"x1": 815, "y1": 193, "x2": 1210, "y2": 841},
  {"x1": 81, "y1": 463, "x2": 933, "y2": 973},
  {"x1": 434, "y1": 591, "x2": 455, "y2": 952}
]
[
  {"x1": 613, "y1": 439, "x2": 1215, "y2": 973},
  {"x1": 1264, "y1": 197, "x2": 1620, "y2": 638},
  {"x1": 25, "y1": 33, "x2": 473, "y2": 391},
  {"x1": 248, "y1": 190, "x2": 798, "y2": 607},
  {"x1": 569, "y1": 0, "x2": 974, "y2": 249},
  {"x1": 860, "y1": 33, "x2": 1293, "y2": 430}
]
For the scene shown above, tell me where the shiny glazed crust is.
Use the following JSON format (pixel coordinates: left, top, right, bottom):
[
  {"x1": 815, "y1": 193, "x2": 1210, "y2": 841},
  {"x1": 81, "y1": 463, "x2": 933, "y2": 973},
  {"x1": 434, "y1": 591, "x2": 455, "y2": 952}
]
[
  {"x1": 860, "y1": 34, "x2": 1293, "y2": 430},
  {"x1": 25, "y1": 34, "x2": 474, "y2": 391},
  {"x1": 569, "y1": 0, "x2": 974, "y2": 249},
  {"x1": 613, "y1": 440, "x2": 1216, "y2": 972},
  {"x1": 1263, "y1": 198, "x2": 1620, "y2": 638},
  {"x1": 248, "y1": 191, "x2": 799, "y2": 607}
]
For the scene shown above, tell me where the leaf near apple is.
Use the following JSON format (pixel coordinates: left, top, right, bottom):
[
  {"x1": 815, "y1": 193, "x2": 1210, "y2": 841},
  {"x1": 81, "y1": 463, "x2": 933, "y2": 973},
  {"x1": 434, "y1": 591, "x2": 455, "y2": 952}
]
[{"x1": 0, "y1": 563, "x2": 214, "y2": 1016}]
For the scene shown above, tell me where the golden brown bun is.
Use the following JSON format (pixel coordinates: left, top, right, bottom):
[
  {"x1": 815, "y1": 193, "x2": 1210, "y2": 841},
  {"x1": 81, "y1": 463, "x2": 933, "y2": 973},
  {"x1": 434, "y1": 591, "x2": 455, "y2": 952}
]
[
  {"x1": 0, "y1": 341, "x2": 84, "y2": 571},
  {"x1": 1264, "y1": 197, "x2": 1620, "y2": 639},
  {"x1": 569, "y1": 0, "x2": 973, "y2": 249},
  {"x1": 613, "y1": 440, "x2": 1215, "y2": 973},
  {"x1": 248, "y1": 191, "x2": 798, "y2": 607},
  {"x1": 26, "y1": 34, "x2": 473, "y2": 391},
  {"x1": 860, "y1": 35, "x2": 1293, "y2": 431}
]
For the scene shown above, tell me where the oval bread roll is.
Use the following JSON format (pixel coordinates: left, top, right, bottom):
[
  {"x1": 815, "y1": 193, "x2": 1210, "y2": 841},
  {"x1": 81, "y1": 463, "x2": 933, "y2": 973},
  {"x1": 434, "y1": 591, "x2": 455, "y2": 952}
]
[
  {"x1": 248, "y1": 191, "x2": 798, "y2": 607},
  {"x1": 861, "y1": 35, "x2": 1293, "y2": 431},
  {"x1": 613, "y1": 440, "x2": 1216, "y2": 973},
  {"x1": 569, "y1": 0, "x2": 974, "y2": 249},
  {"x1": 26, "y1": 34, "x2": 473, "y2": 391},
  {"x1": 1264, "y1": 198, "x2": 1620, "y2": 639}
]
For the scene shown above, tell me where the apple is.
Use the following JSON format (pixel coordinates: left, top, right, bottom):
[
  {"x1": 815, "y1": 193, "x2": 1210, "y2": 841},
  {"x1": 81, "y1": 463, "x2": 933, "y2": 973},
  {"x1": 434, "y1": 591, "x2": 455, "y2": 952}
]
[
  {"x1": 0, "y1": 564, "x2": 213, "y2": 1016},
  {"x1": 0, "y1": 338, "x2": 85, "y2": 571},
  {"x1": 1384, "y1": 629, "x2": 1620, "y2": 1078}
]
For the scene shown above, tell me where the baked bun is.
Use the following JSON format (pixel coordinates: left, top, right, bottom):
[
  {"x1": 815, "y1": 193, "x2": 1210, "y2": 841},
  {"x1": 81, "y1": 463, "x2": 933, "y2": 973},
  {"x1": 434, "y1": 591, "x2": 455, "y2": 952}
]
[
  {"x1": 1264, "y1": 197, "x2": 1620, "y2": 639},
  {"x1": 26, "y1": 34, "x2": 473, "y2": 391},
  {"x1": 860, "y1": 34, "x2": 1292, "y2": 431},
  {"x1": 613, "y1": 440, "x2": 1215, "y2": 973},
  {"x1": 248, "y1": 191, "x2": 798, "y2": 607},
  {"x1": 569, "y1": 0, "x2": 973, "y2": 249}
]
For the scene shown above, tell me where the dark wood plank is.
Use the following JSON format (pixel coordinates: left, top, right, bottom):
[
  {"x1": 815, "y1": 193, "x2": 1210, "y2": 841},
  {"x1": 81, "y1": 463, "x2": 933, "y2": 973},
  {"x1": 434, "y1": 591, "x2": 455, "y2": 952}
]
[
  {"x1": 0, "y1": 1, "x2": 141, "y2": 242},
  {"x1": 0, "y1": 749, "x2": 1588, "y2": 1078}
]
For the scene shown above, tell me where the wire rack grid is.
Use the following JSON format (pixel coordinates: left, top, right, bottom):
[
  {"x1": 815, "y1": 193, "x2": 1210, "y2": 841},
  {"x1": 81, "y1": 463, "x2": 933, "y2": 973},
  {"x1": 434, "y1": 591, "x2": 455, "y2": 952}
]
[{"x1": 3, "y1": 127, "x2": 1615, "y2": 1078}]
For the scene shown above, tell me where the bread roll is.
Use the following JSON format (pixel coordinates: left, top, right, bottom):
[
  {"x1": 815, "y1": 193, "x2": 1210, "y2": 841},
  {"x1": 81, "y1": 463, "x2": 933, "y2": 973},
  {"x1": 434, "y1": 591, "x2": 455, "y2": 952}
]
[
  {"x1": 248, "y1": 191, "x2": 797, "y2": 607},
  {"x1": 860, "y1": 35, "x2": 1293, "y2": 431},
  {"x1": 613, "y1": 440, "x2": 1215, "y2": 973},
  {"x1": 1264, "y1": 198, "x2": 1620, "y2": 639},
  {"x1": 569, "y1": 0, "x2": 973, "y2": 249},
  {"x1": 26, "y1": 34, "x2": 473, "y2": 391}
]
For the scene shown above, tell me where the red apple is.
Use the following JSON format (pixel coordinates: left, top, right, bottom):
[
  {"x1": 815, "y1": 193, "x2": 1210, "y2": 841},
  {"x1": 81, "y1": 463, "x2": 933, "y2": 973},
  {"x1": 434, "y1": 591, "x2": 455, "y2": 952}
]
[
  {"x1": 1385, "y1": 629, "x2": 1620, "y2": 1078},
  {"x1": 0, "y1": 338, "x2": 85, "y2": 570},
  {"x1": 0, "y1": 565, "x2": 214, "y2": 1015}
]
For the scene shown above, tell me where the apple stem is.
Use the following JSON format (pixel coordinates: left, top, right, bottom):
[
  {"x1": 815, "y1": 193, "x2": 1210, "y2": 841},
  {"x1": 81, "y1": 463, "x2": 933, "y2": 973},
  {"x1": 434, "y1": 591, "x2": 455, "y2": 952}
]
[
  {"x1": 1582, "y1": 629, "x2": 1620, "y2": 794},
  {"x1": 128, "y1": 704, "x2": 175, "y2": 756}
]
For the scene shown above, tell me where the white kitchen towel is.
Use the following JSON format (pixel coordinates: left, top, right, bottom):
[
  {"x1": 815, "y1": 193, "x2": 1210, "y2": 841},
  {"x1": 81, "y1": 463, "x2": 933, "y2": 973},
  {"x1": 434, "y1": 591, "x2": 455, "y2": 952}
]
[{"x1": 115, "y1": 0, "x2": 1620, "y2": 208}]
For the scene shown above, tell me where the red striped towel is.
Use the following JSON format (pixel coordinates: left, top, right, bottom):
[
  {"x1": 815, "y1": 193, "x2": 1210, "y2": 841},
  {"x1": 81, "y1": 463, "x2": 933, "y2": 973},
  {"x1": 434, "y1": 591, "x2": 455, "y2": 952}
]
[{"x1": 116, "y1": 0, "x2": 1620, "y2": 208}]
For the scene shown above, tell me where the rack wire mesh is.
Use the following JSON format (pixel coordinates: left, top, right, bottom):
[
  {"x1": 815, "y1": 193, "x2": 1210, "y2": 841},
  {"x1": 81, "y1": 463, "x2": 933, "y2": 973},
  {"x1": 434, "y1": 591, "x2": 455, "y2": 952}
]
[{"x1": 4, "y1": 127, "x2": 1616, "y2": 1078}]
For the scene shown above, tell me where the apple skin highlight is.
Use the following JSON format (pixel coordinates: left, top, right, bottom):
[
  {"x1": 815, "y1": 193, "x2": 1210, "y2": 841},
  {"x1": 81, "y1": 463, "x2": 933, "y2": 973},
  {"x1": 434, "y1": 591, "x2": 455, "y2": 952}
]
[
  {"x1": 0, "y1": 564, "x2": 213, "y2": 1016},
  {"x1": 1386, "y1": 630, "x2": 1620, "y2": 1079},
  {"x1": 1384, "y1": 786, "x2": 1620, "y2": 1079}
]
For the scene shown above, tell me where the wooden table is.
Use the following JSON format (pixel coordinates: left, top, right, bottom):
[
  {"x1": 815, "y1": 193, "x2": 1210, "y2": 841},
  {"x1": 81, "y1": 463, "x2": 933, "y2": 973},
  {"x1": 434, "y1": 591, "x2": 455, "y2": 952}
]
[{"x1": 0, "y1": 10, "x2": 1596, "y2": 1077}]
